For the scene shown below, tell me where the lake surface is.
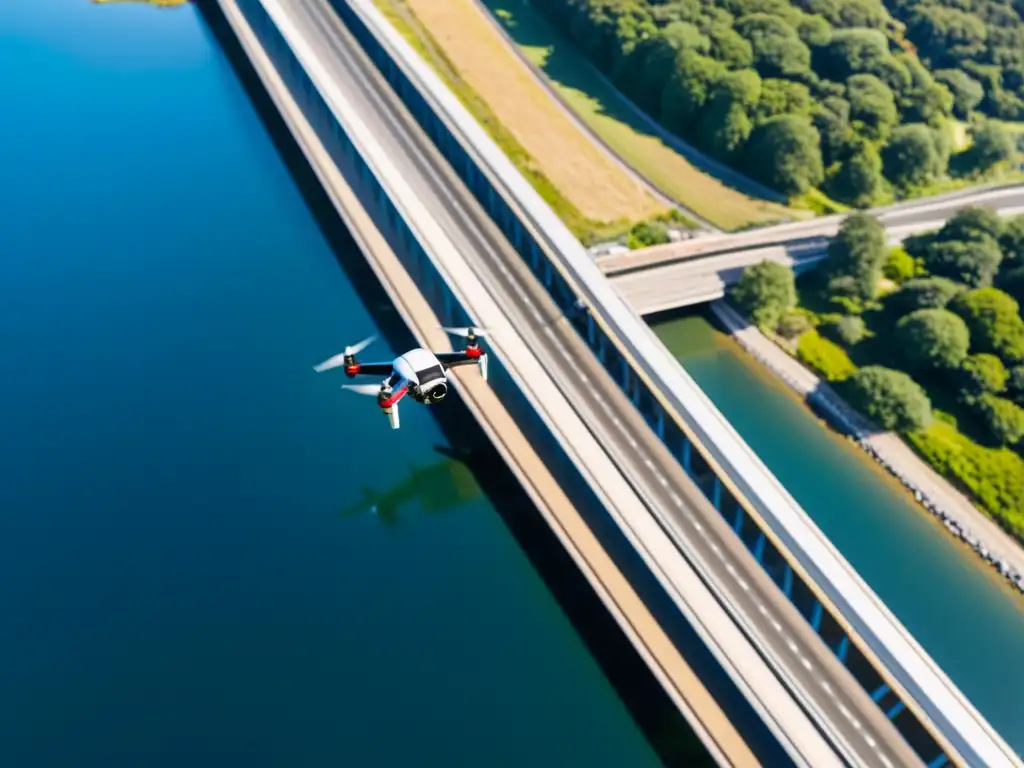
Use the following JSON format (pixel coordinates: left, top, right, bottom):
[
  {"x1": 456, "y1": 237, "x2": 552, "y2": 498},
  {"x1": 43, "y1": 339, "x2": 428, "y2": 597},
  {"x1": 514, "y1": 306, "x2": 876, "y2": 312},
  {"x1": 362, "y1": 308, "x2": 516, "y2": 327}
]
[
  {"x1": 655, "y1": 311, "x2": 1024, "y2": 756},
  {"x1": 0, "y1": 2, "x2": 669, "y2": 765}
]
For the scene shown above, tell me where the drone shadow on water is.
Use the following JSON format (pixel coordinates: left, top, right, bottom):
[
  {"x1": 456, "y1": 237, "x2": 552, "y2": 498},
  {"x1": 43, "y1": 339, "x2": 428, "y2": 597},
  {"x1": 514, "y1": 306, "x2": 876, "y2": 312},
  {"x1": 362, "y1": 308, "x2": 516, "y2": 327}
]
[{"x1": 200, "y1": 6, "x2": 707, "y2": 764}]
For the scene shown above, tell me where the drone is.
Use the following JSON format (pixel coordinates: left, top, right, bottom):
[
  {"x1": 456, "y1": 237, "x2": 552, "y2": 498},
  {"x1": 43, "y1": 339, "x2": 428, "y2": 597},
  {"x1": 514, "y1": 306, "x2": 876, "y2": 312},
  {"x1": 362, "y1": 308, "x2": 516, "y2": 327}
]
[{"x1": 313, "y1": 327, "x2": 490, "y2": 429}]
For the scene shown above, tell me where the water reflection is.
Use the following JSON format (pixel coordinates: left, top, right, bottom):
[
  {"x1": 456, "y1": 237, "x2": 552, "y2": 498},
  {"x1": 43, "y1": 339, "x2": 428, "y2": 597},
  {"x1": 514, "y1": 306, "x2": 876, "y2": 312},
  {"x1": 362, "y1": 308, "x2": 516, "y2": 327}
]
[{"x1": 339, "y1": 444, "x2": 480, "y2": 525}]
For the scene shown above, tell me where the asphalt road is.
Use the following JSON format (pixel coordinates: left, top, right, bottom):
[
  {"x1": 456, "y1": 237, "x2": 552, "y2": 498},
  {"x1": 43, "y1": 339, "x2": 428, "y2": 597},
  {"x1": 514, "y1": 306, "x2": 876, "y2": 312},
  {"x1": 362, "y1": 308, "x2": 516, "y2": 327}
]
[{"x1": 283, "y1": 1, "x2": 931, "y2": 765}]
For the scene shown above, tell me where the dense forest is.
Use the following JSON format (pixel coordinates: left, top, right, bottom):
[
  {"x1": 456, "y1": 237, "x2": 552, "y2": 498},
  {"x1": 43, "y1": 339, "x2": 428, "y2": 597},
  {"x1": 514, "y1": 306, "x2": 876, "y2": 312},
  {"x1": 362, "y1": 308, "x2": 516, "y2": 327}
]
[{"x1": 529, "y1": 0, "x2": 1023, "y2": 205}]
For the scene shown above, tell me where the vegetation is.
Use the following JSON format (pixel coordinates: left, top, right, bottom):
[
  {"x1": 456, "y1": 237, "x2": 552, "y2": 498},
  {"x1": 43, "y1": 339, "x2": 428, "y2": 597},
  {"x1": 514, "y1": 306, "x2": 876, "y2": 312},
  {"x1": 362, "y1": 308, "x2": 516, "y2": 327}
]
[
  {"x1": 526, "y1": 0, "x2": 1023, "y2": 210},
  {"x1": 732, "y1": 206, "x2": 1024, "y2": 536},
  {"x1": 729, "y1": 260, "x2": 797, "y2": 329}
]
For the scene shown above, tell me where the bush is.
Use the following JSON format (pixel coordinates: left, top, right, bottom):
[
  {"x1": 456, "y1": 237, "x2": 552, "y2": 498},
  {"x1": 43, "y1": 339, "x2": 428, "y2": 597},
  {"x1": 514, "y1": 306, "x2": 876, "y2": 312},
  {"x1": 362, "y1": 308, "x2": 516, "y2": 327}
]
[
  {"x1": 956, "y1": 353, "x2": 1009, "y2": 399},
  {"x1": 908, "y1": 423, "x2": 1024, "y2": 538},
  {"x1": 895, "y1": 309, "x2": 971, "y2": 370},
  {"x1": 778, "y1": 310, "x2": 813, "y2": 339},
  {"x1": 975, "y1": 394, "x2": 1024, "y2": 446},
  {"x1": 889, "y1": 277, "x2": 965, "y2": 314},
  {"x1": 844, "y1": 365, "x2": 933, "y2": 432},
  {"x1": 882, "y1": 246, "x2": 917, "y2": 284},
  {"x1": 627, "y1": 221, "x2": 670, "y2": 249},
  {"x1": 951, "y1": 287, "x2": 1024, "y2": 365},
  {"x1": 797, "y1": 330, "x2": 857, "y2": 382},
  {"x1": 822, "y1": 315, "x2": 866, "y2": 346},
  {"x1": 730, "y1": 260, "x2": 797, "y2": 330}
]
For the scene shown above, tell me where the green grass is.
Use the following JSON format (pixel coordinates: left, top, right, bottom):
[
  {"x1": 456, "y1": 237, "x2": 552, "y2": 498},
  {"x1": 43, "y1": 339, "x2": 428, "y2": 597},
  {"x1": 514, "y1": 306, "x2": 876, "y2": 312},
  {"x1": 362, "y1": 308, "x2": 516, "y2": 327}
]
[
  {"x1": 907, "y1": 422, "x2": 1024, "y2": 541},
  {"x1": 372, "y1": 0, "x2": 632, "y2": 244},
  {"x1": 478, "y1": 0, "x2": 801, "y2": 231}
]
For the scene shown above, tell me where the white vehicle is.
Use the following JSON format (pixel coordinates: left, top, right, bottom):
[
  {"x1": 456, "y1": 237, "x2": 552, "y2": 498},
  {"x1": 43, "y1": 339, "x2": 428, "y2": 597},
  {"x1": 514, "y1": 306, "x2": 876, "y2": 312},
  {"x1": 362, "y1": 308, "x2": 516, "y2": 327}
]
[{"x1": 313, "y1": 327, "x2": 489, "y2": 429}]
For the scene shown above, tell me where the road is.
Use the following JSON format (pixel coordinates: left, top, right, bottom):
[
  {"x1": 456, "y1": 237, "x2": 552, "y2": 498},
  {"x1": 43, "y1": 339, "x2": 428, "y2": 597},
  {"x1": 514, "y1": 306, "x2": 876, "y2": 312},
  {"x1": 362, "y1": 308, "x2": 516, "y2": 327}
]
[
  {"x1": 600, "y1": 183, "x2": 1024, "y2": 278},
  {"x1": 290, "y1": 0, "x2": 930, "y2": 763}
]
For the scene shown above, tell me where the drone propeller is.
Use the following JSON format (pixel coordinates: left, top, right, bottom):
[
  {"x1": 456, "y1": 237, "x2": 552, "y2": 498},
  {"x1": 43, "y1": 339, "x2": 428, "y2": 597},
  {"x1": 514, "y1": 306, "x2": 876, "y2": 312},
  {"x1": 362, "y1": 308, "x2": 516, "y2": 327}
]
[
  {"x1": 341, "y1": 383, "x2": 382, "y2": 396},
  {"x1": 442, "y1": 326, "x2": 489, "y2": 340},
  {"x1": 313, "y1": 334, "x2": 378, "y2": 373}
]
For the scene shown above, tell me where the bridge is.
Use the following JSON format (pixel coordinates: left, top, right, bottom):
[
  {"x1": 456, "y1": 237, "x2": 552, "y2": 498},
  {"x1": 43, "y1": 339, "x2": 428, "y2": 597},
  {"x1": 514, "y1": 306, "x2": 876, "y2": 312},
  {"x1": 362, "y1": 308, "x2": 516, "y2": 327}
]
[
  {"x1": 600, "y1": 185, "x2": 1024, "y2": 314},
  {"x1": 211, "y1": 0, "x2": 1022, "y2": 765}
]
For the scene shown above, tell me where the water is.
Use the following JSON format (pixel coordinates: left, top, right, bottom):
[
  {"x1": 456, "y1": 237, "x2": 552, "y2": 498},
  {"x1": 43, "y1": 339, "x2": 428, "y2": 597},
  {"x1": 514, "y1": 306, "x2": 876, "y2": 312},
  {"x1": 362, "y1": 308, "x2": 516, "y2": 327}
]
[
  {"x1": 0, "y1": 2, "x2": 668, "y2": 764},
  {"x1": 655, "y1": 312, "x2": 1024, "y2": 755}
]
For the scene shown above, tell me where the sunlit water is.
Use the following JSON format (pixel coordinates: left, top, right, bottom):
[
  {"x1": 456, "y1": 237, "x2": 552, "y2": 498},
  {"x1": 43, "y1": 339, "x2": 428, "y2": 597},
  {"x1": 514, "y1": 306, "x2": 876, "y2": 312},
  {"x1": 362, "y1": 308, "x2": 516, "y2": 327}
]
[{"x1": 0, "y1": 2, "x2": 666, "y2": 764}]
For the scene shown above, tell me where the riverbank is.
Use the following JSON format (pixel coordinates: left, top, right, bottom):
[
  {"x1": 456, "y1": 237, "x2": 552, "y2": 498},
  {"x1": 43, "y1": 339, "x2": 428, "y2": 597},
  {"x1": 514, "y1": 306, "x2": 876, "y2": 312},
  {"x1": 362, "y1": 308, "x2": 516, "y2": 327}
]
[{"x1": 710, "y1": 300, "x2": 1024, "y2": 597}]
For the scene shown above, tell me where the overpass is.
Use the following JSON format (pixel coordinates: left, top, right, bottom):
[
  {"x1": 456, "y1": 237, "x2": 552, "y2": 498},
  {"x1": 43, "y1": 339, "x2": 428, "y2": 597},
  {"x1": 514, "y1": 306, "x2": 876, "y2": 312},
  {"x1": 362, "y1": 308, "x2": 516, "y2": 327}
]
[
  {"x1": 600, "y1": 185, "x2": 1024, "y2": 314},
  {"x1": 212, "y1": 0, "x2": 1022, "y2": 765}
]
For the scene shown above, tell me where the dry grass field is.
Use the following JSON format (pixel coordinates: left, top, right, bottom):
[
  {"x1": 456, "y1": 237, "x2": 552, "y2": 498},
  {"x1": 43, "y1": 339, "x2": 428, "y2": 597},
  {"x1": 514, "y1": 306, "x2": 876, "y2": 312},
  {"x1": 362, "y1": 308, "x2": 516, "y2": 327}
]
[{"x1": 404, "y1": 0, "x2": 667, "y2": 228}]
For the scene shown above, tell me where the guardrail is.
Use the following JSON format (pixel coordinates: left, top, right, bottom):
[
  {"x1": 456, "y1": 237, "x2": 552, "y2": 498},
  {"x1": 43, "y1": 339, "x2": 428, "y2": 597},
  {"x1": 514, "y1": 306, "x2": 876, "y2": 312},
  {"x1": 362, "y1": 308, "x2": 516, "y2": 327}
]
[{"x1": 327, "y1": 1, "x2": 1022, "y2": 765}]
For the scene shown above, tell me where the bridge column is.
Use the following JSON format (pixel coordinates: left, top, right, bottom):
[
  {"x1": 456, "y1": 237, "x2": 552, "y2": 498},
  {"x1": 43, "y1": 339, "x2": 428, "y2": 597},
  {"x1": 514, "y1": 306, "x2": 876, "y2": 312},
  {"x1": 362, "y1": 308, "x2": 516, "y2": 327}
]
[
  {"x1": 810, "y1": 601, "x2": 823, "y2": 632},
  {"x1": 733, "y1": 505, "x2": 744, "y2": 534},
  {"x1": 836, "y1": 635, "x2": 850, "y2": 663},
  {"x1": 872, "y1": 683, "x2": 890, "y2": 703},
  {"x1": 927, "y1": 754, "x2": 949, "y2": 768},
  {"x1": 682, "y1": 441, "x2": 692, "y2": 473},
  {"x1": 753, "y1": 533, "x2": 766, "y2": 564},
  {"x1": 712, "y1": 477, "x2": 721, "y2": 509},
  {"x1": 586, "y1": 314, "x2": 597, "y2": 347},
  {"x1": 656, "y1": 408, "x2": 665, "y2": 439},
  {"x1": 782, "y1": 565, "x2": 793, "y2": 598},
  {"x1": 887, "y1": 701, "x2": 905, "y2": 720}
]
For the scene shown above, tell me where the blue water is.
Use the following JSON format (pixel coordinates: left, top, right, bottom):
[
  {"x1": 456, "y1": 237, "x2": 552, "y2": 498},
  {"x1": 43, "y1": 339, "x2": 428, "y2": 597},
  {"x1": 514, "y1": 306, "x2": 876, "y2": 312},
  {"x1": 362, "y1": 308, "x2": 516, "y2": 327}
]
[
  {"x1": 656, "y1": 314, "x2": 1024, "y2": 756},
  {"x1": 0, "y1": 2, "x2": 664, "y2": 765}
]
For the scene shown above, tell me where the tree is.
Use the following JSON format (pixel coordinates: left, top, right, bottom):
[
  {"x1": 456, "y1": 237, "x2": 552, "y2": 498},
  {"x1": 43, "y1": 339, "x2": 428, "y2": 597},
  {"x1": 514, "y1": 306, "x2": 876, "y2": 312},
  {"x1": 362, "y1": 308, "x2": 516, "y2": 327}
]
[
  {"x1": 730, "y1": 260, "x2": 797, "y2": 330},
  {"x1": 826, "y1": 212, "x2": 888, "y2": 299},
  {"x1": 939, "y1": 206, "x2": 1004, "y2": 244},
  {"x1": 957, "y1": 353, "x2": 1009, "y2": 398},
  {"x1": 895, "y1": 309, "x2": 971, "y2": 370},
  {"x1": 951, "y1": 287, "x2": 1024, "y2": 364},
  {"x1": 734, "y1": 14, "x2": 812, "y2": 80},
  {"x1": 844, "y1": 365, "x2": 933, "y2": 432},
  {"x1": 999, "y1": 266, "x2": 1024, "y2": 305},
  {"x1": 707, "y1": 24, "x2": 755, "y2": 69},
  {"x1": 883, "y1": 246, "x2": 917, "y2": 284},
  {"x1": 967, "y1": 121, "x2": 1018, "y2": 173},
  {"x1": 743, "y1": 115, "x2": 824, "y2": 195},
  {"x1": 778, "y1": 310, "x2": 813, "y2": 339},
  {"x1": 975, "y1": 393, "x2": 1024, "y2": 446},
  {"x1": 822, "y1": 315, "x2": 867, "y2": 345},
  {"x1": 698, "y1": 99, "x2": 753, "y2": 159},
  {"x1": 827, "y1": 142, "x2": 883, "y2": 207},
  {"x1": 882, "y1": 124, "x2": 945, "y2": 188},
  {"x1": 890, "y1": 277, "x2": 965, "y2": 313},
  {"x1": 846, "y1": 74, "x2": 899, "y2": 142},
  {"x1": 754, "y1": 78, "x2": 812, "y2": 121},
  {"x1": 617, "y1": 22, "x2": 706, "y2": 114},
  {"x1": 627, "y1": 221, "x2": 669, "y2": 249},
  {"x1": 1009, "y1": 365, "x2": 1024, "y2": 405},
  {"x1": 661, "y1": 52, "x2": 726, "y2": 136},
  {"x1": 998, "y1": 215, "x2": 1024, "y2": 268},
  {"x1": 922, "y1": 237, "x2": 1003, "y2": 288},
  {"x1": 812, "y1": 96, "x2": 857, "y2": 167},
  {"x1": 933, "y1": 69, "x2": 984, "y2": 118}
]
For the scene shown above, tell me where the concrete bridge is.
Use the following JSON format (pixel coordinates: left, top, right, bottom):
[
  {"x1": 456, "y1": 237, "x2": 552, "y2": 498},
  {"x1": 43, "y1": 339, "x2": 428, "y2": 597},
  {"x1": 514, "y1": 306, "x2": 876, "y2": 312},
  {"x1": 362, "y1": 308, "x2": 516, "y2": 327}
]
[
  {"x1": 212, "y1": 0, "x2": 1022, "y2": 765},
  {"x1": 600, "y1": 185, "x2": 1024, "y2": 315}
]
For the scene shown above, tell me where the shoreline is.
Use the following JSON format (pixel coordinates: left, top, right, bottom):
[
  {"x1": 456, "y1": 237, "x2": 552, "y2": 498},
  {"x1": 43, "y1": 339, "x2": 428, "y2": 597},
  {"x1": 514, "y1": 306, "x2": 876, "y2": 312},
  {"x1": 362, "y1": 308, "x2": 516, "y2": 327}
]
[{"x1": 709, "y1": 300, "x2": 1024, "y2": 598}]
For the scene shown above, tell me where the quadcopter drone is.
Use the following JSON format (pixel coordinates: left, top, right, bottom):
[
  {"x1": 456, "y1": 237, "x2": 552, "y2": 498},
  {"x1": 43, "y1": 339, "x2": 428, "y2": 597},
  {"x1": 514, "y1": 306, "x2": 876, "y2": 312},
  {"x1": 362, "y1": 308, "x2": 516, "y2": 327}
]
[{"x1": 313, "y1": 327, "x2": 489, "y2": 429}]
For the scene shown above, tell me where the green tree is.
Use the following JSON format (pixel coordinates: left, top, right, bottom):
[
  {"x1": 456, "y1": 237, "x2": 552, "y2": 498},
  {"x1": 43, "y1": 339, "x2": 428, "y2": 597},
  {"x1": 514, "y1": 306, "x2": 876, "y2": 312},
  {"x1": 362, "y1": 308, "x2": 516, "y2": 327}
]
[
  {"x1": 826, "y1": 212, "x2": 888, "y2": 299},
  {"x1": 627, "y1": 221, "x2": 669, "y2": 249},
  {"x1": 698, "y1": 99, "x2": 753, "y2": 159},
  {"x1": 661, "y1": 51, "x2": 726, "y2": 136},
  {"x1": 998, "y1": 215, "x2": 1024, "y2": 268},
  {"x1": 812, "y1": 96, "x2": 856, "y2": 167},
  {"x1": 1008, "y1": 365, "x2": 1024, "y2": 405},
  {"x1": 957, "y1": 353, "x2": 1009, "y2": 398},
  {"x1": 933, "y1": 69, "x2": 984, "y2": 118},
  {"x1": 734, "y1": 13, "x2": 812, "y2": 79},
  {"x1": 617, "y1": 22, "x2": 707, "y2": 114},
  {"x1": 951, "y1": 287, "x2": 1024, "y2": 364},
  {"x1": 883, "y1": 246, "x2": 917, "y2": 284},
  {"x1": 895, "y1": 309, "x2": 971, "y2": 370},
  {"x1": 827, "y1": 141, "x2": 884, "y2": 207},
  {"x1": 922, "y1": 237, "x2": 1003, "y2": 287},
  {"x1": 975, "y1": 393, "x2": 1024, "y2": 446},
  {"x1": 890, "y1": 276, "x2": 965, "y2": 313},
  {"x1": 844, "y1": 365, "x2": 934, "y2": 432},
  {"x1": 707, "y1": 24, "x2": 755, "y2": 69},
  {"x1": 897, "y1": 53, "x2": 953, "y2": 123},
  {"x1": 821, "y1": 315, "x2": 867, "y2": 345},
  {"x1": 882, "y1": 124, "x2": 945, "y2": 188},
  {"x1": 778, "y1": 310, "x2": 813, "y2": 338},
  {"x1": 846, "y1": 74, "x2": 899, "y2": 142},
  {"x1": 730, "y1": 260, "x2": 798, "y2": 329},
  {"x1": 967, "y1": 121, "x2": 1018, "y2": 173},
  {"x1": 999, "y1": 266, "x2": 1024, "y2": 305},
  {"x1": 754, "y1": 78, "x2": 813, "y2": 121},
  {"x1": 939, "y1": 206, "x2": 1005, "y2": 244},
  {"x1": 743, "y1": 115, "x2": 824, "y2": 195}
]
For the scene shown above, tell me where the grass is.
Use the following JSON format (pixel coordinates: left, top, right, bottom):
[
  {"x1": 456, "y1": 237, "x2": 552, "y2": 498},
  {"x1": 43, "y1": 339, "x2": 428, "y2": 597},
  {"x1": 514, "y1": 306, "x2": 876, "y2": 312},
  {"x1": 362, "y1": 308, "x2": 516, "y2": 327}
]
[
  {"x1": 478, "y1": 0, "x2": 803, "y2": 232},
  {"x1": 395, "y1": 0, "x2": 668, "y2": 230}
]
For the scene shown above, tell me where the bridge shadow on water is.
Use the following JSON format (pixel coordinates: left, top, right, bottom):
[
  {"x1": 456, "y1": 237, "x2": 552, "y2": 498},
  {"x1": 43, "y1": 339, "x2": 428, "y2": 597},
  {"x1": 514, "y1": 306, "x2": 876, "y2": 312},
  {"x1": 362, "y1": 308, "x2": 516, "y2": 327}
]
[{"x1": 199, "y1": 4, "x2": 710, "y2": 765}]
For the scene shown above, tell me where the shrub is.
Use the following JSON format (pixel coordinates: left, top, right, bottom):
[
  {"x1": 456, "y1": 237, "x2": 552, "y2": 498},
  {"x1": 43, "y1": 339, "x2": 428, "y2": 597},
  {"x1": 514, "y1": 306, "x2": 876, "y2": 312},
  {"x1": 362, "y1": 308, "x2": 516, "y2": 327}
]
[
  {"x1": 975, "y1": 394, "x2": 1024, "y2": 446},
  {"x1": 730, "y1": 261, "x2": 797, "y2": 330},
  {"x1": 882, "y1": 246, "x2": 917, "y2": 284},
  {"x1": 843, "y1": 365, "x2": 933, "y2": 432},
  {"x1": 627, "y1": 221, "x2": 670, "y2": 249},
  {"x1": 778, "y1": 310, "x2": 813, "y2": 339},
  {"x1": 956, "y1": 353, "x2": 1009, "y2": 399},
  {"x1": 908, "y1": 423, "x2": 1024, "y2": 538},
  {"x1": 895, "y1": 309, "x2": 971, "y2": 370},
  {"x1": 889, "y1": 277, "x2": 965, "y2": 313},
  {"x1": 822, "y1": 315, "x2": 866, "y2": 346},
  {"x1": 797, "y1": 330, "x2": 857, "y2": 382},
  {"x1": 951, "y1": 288, "x2": 1024, "y2": 365}
]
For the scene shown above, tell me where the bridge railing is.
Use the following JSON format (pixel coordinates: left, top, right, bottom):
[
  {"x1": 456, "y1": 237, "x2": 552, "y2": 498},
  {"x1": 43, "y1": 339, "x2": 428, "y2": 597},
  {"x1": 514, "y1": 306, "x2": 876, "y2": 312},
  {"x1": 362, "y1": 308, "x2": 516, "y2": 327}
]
[{"x1": 322, "y1": 1, "x2": 1021, "y2": 765}]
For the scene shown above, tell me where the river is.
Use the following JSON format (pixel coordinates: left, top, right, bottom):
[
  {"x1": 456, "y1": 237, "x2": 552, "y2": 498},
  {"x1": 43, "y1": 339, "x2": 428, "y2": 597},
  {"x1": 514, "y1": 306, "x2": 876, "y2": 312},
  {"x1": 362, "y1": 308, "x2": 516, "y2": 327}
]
[
  {"x1": 654, "y1": 310, "x2": 1024, "y2": 757},
  {"x1": 0, "y1": 1, "x2": 679, "y2": 765}
]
